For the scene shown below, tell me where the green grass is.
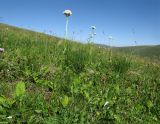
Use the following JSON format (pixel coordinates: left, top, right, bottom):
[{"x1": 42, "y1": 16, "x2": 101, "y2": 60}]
[
  {"x1": 0, "y1": 23, "x2": 160, "y2": 123},
  {"x1": 113, "y1": 45, "x2": 160, "y2": 62}
]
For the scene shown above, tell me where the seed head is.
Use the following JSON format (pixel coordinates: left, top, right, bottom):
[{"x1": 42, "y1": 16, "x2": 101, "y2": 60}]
[{"x1": 63, "y1": 10, "x2": 72, "y2": 17}]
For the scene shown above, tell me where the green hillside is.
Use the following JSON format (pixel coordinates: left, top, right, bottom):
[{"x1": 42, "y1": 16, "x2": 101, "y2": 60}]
[
  {"x1": 113, "y1": 45, "x2": 160, "y2": 61},
  {"x1": 0, "y1": 23, "x2": 160, "y2": 123}
]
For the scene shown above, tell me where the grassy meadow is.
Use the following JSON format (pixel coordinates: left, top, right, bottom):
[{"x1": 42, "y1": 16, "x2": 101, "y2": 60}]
[
  {"x1": 0, "y1": 23, "x2": 160, "y2": 123},
  {"x1": 113, "y1": 45, "x2": 160, "y2": 63}
]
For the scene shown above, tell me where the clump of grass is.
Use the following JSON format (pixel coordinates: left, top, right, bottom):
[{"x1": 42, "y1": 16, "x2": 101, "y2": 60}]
[
  {"x1": 111, "y1": 56, "x2": 131, "y2": 74},
  {"x1": 64, "y1": 46, "x2": 89, "y2": 74}
]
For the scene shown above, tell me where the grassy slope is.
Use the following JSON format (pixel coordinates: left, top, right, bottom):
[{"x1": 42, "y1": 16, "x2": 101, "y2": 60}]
[
  {"x1": 113, "y1": 45, "x2": 160, "y2": 61},
  {"x1": 0, "y1": 23, "x2": 160, "y2": 123}
]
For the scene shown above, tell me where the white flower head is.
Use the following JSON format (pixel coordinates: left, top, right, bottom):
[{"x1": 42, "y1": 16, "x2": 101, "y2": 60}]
[
  {"x1": 108, "y1": 36, "x2": 113, "y2": 40},
  {"x1": 7, "y1": 116, "x2": 12, "y2": 119},
  {"x1": 104, "y1": 101, "x2": 109, "y2": 107},
  {"x1": 0, "y1": 48, "x2": 4, "y2": 52},
  {"x1": 63, "y1": 10, "x2": 72, "y2": 17},
  {"x1": 91, "y1": 26, "x2": 96, "y2": 30}
]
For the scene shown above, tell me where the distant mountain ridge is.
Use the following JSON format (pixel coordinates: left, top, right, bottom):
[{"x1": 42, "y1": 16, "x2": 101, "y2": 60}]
[
  {"x1": 96, "y1": 43, "x2": 160, "y2": 60},
  {"x1": 113, "y1": 45, "x2": 160, "y2": 59}
]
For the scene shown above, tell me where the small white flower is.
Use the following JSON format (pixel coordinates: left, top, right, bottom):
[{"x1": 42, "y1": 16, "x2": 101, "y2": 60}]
[
  {"x1": 7, "y1": 116, "x2": 12, "y2": 119},
  {"x1": 63, "y1": 10, "x2": 72, "y2": 17},
  {"x1": 0, "y1": 48, "x2": 4, "y2": 52},
  {"x1": 104, "y1": 101, "x2": 109, "y2": 107},
  {"x1": 91, "y1": 26, "x2": 96, "y2": 30},
  {"x1": 63, "y1": 9, "x2": 73, "y2": 39}
]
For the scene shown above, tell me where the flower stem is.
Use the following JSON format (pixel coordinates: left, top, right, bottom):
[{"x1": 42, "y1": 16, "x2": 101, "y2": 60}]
[{"x1": 65, "y1": 17, "x2": 69, "y2": 40}]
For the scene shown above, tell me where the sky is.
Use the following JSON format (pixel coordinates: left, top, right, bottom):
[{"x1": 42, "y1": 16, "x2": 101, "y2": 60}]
[{"x1": 0, "y1": 0, "x2": 160, "y2": 46}]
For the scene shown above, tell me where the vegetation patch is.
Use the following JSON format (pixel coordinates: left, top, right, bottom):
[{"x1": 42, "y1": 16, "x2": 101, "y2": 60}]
[{"x1": 0, "y1": 23, "x2": 160, "y2": 123}]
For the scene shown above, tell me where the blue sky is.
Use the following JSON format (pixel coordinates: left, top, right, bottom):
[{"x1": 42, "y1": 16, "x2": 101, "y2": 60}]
[{"x1": 0, "y1": 0, "x2": 159, "y2": 46}]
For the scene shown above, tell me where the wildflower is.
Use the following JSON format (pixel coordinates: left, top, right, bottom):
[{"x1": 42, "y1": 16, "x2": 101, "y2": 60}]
[
  {"x1": 0, "y1": 48, "x2": 4, "y2": 52},
  {"x1": 88, "y1": 26, "x2": 96, "y2": 43},
  {"x1": 7, "y1": 116, "x2": 12, "y2": 119},
  {"x1": 63, "y1": 9, "x2": 72, "y2": 39},
  {"x1": 91, "y1": 26, "x2": 96, "y2": 30},
  {"x1": 63, "y1": 10, "x2": 72, "y2": 17}
]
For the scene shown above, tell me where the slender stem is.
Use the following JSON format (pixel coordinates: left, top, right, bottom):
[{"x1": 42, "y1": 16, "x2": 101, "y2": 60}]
[
  {"x1": 64, "y1": 17, "x2": 69, "y2": 54},
  {"x1": 108, "y1": 39, "x2": 112, "y2": 62},
  {"x1": 92, "y1": 29, "x2": 94, "y2": 43},
  {"x1": 65, "y1": 17, "x2": 69, "y2": 40}
]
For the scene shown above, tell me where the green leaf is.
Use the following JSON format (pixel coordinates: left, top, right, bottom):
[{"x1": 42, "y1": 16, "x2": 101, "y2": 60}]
[
  {"x1": 84, "y1": 91, "x2": 89, "y2": 100},
  {"x1": 114, "y1": 85, "x2": 120, "y2": 95},
  {"x1": 0, "y1": 96, "x2": 6, "y2": 105},
  {"x1": 60, "y1": 95, "x2": 69, "y2": 107},
  {"x1": 7, "y1": 99, "x2": 16, "y2": 107},
  {"x1": 15, "y1": 82, "x2": 26, "y2": 97},
  {"x1": 114, "y1": 114, "x2": 121, "y2": 123},
  {"x1": 35, "y1": 110, "x2": 42, "y2": 114},
  {"x1": 0, "y1": 105, "x2": 5, "y2": 113},
  {"x1": 126, "y1": 87, "x2": 132, "y2": 94},
  {"x1": 147, "y1": 100, "x2": 153, "y2": 108}
]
